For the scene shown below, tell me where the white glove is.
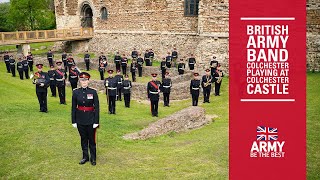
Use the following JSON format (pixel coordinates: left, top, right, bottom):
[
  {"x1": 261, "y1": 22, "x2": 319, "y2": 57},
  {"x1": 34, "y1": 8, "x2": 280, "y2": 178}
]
[
  {"x1": 40, "y1": 83, "x2": 44, "y2": 87},
  {"x1": 93, "y1": 124, "x2": 99, "y2": 128},
  {"x1": 72, "y1": 123, "x2": 77, "y2": 128}
]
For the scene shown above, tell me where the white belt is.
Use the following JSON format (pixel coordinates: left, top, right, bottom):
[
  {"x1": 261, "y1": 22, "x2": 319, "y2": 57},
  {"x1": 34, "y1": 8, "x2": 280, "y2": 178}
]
[
  {"x1": 189, "y1": 63, "x2": 194, "y2": 64},
  {"x1": 115, "y1": 60, "x2": 120, "y2": 62},
  {"x1": 50, "y1": 78, "x2": 54, "y2": 80},
  {"x1": 18, "y1": 66, "x2": 23, "y2": 68},
  {"x1": 56, "y1": 79, "x2": 64, "y2": 81},
  {"x1": 179, "y1": 68, "x2": 184, "y2": 70},
  {"x1": 10, "y1": 63, "x2": 15, "y2": 65},
  {"x1": 70, "y1": 76, "x2": 77, "y2": 78},
  {"x1": 163, "y1": 86, "x2": 171, "y2": 88},
  {"x1": 123, "y1": 87, "x2": 131, "y2": 89},
  {"x1": 118, "y1": 82, "x2": 122, "y2": 84},
  {"x1": 85, "y1": 58, "x2": 90, "y2": 60},
  {"x1": 28, "y1": 60, "x2": 33, "y2": 62},
  {"x1": 192, "y1": 87, "x2": 199, "y2": 90},
  {"x1": 24, "y1": 65, "x2": 28, "y2": 66},
  {"x1": 108, "y1": 87, "x2": 117, "y2": 90},
  {"x1": 138, "y1": 62, "x2": 143, "y2": 64},
  {"x1": 149, "y1": 91, "x2": 159, "y2": 94}
]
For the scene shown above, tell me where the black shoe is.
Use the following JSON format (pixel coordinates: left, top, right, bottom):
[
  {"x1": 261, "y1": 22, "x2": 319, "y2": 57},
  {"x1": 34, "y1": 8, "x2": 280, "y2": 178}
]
[
  {"x1": 155, "y1": 114, "x2": 158, "y2": 117},
  {"x1": 207, "y1": 101, "x2": 210, "y2": 103},
  {"x1": 91, "y1": 161, "x2": 96, "y2": 166},
  {"x1": 79, "y1": 159, "x2": 88, "y2": 165},
  {"x1": 203, "y1": 101, "x2": 206, "y2": 103}
]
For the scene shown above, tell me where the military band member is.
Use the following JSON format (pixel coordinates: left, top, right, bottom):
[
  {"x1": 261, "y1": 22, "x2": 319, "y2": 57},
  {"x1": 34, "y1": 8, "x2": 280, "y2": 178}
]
[
  {"x1": 171, "y1": 47, "x2": 178, "y2": 67},
  {"x1": 201, "y1": 69, "x2": 213, "y2": 103},
  {"x1": 161, "y1": 72, "x2": 172, "y2": 107},
  {"x1": 48, "y1": 65, "x2": 57, "y2": 97},
  {"x1": 122, "y1": 75, "x2": 132, "y2": 108},
  {"x1": 62, "y1": 51, "x2": 67, "y2": 70},
  {"x1": 69, "y1": 65, "x2": 80, "y2": 90},
  {"x1": 104, "y1": 70, "x2": 117, "y2": 114},
  {"x1": 177, "y1": 58, "x2": 186, "y2": 75},
  {"x1": 66, "y1": 54, "x2": 75, "y2": 72},
  {"x1": 115, "y1": 70, "x2": 123, "y2": 101},
  {"x1": 98, "y1": 63, "x2": 105, "y2": 80},
  {"x1": 130, "y1": 60, "x2": 137, "y2": 82},
  {"x1": 27, "y1": 52, "x2": 34, "y2": 72},
  {"x1": 121, "y1": 54, "x2": 128, "y2": 75},
  {"x1": 188, "y1": 54, "x2": 196, "y2": 70},
  {"x1": 210, "y1": 56, "x2": 219, "y2": 76},
  {"x1": 4, "y1": 51, "x2": 10, "y2": 73},
  {"x1": 22, "y1": 56, "x2": 29, "y2": 79},
  {"x1": 131, "y1": 48, "x2": 138, "y2": 60},
  {"x1": 165, "y1": 52, "x2": 172, "y2": 68},
  {"x1": 71, "y1": 72, "x2": 99, "y2": 166},
  {"x1": 137, "y1": 54, "x2": 144, "y2": 77},
  {"x1": 99, "y1": 52, "x2": 107, "y2": 68},
  {"x1": 84, "y1": 51, "x2": 90, "y2": 71},
  {"x1": 190, "y1": 72, "x2": 201, "y2": 106},
  {"x1": 149, "y1": 48, "x2": 155, "y2": 66},
  {"x1": 17, "y1": 58, "x2": 24, "y2": 79},
  {"x1": 147, "y1": 73, "x2": 161, "y2": 117},
  {"x1": 144, "y1": 49, "x2": 151, "y2": 66},
  {"x1": 160, "y1": 57, "x2": 167, "y2": 80},
  {"x1": 55, "y1": 61, "x2": 67, "y2": 105},
  {"x1": 33, "y1": 64, "x2": 50, "y2": 112},
  {"x1": 9, "y1": 55, "x2": 16, "y2": 77},
  {"x1": 213, "y1": 64, "x2": 224, "y2": 96},
  {"x1": 47, "y1": 50, "x2": 54, "y2": 67},
  {"x1": 114, "y1": 52, "x2": 122, "y2": 72}
]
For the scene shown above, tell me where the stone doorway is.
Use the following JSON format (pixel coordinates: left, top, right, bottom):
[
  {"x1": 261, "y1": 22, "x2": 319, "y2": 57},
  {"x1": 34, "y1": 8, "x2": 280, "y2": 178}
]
[{"x1": 81, "y1": 3, "x2": 93, "y2": 28}]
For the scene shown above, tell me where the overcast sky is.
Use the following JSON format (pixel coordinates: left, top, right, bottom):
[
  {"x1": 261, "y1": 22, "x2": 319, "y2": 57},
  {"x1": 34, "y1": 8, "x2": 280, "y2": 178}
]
[{"x1": 0, "y1": 0, "x2": 9, "y2": 3}]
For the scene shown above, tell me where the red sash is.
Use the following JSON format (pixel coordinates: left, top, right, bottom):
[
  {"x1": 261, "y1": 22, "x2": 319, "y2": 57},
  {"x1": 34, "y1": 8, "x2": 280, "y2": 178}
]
[
  {"x1": 150, "y1": 81, "x2": 159, "y2": 90},
  {"x1": 56, "y1": 69, "x2": 64, "y2": 76},
  {"x1": 70, "y1": 69, "x2": 78, "y2": 76}
]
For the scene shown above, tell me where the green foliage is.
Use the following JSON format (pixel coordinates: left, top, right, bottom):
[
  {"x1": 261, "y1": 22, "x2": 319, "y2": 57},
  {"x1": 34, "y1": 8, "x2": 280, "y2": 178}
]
[
  {"x1": 0, "y1": 3, "x2": 14, "y2": 31},
  {"x1": 7, "y1": 0, "x2": 56, "y2": 31}
]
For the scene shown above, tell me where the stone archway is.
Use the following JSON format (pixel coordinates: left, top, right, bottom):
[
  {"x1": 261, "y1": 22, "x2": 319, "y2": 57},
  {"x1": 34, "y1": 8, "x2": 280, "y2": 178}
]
[{"x1": 80, "y1": 2, "x2": 93, "y2": 28}]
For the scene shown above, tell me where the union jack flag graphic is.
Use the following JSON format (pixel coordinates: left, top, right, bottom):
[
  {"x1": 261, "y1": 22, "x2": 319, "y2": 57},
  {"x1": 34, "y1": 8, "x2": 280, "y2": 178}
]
[{"x1": 256, "y1": 126, "x2": 278, "y2": 141}]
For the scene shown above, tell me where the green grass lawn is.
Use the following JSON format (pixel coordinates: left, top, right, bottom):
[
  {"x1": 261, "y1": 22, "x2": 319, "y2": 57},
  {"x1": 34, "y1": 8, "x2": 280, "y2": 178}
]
[{"x1": 0, "y1": 62, "x2": 318, "y2": 179}]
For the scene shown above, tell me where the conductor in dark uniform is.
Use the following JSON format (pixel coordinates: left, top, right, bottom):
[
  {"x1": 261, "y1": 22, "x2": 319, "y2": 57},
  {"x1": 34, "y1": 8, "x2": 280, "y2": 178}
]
[
  {"x1": 190, "y1": 72, "x2": 201, "y2": 106},
  {"x1": 147, "y1": 73, "x2": 161, "y2": 117},
  {"x1": 33, "y1": 64, "x2": 50, "y2": 112},
  {"x1": 201, "y1": 69, "x2": 213, "y2": 103},
  {"x1": 161, "y1": 72, "x2": 172, "y2": 107},
  {"x1": 55, "y1": 61, "x2": 67, "y2": 105},
  {"x1": 104, "y1": 70, "x2": 117, "y2": 114},
  {"x1": 71, "y1": 72, "x2": 99, "y2": 166},
  {"x1": 122, "y1": 75, "x2": 132, "y2": 108}
]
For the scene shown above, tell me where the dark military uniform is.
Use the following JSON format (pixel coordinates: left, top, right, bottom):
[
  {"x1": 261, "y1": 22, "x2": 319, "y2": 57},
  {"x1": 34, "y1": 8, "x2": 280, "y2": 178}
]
[
  {"x1": 48, "y1": 69, "x2": 57, "y2": 97},
  {"x1": 213, "y1": 69, "x2": 224, "y2": 96},
  {"x1": 137, "y1": 57, "x2": 144, "y2": 77},
  {"x1": 190, "y1": 77, "x2": 201, "y2": 106},
  {"x1": 188, "y1": 57, "x2": 196, "y2": 70},
  {"x1": 160, "y1": 60, "x2": 166, "y2": 79},
  {"x1": 161, "y1": 77, "x2": 172, "y2": 107},
  {"x1": 55, "y1": 68, "x2": 66, "y2": 104},
  {"x1": 147, "y1": 79, "x2": 161, "y2": 116},
  {"x1": 4, "y1": 54, "x2": 10, "y2": 73},
  {"x1": 121, "y1": 57, "x2": 128, "y2": 75},
  {"x1": 84, "y1": 53, "x2": 90, "y2": 71},
  {"x1": 9, "y1": 58, "x2": 16, "y2": 77},
  {"x1": 62, "y1": 53, "x2": 67, "y2": 69},
  {"x1": 99, "y1": 55, "x2": 107, "y2": 68},
  {"x1": 201, "y1": 74, "x2": 213, "y2": 103},
  {"x1": 98, "y1": 65, "x2": 105, "y2": 80},
  {"x1": 130, "y1": 62, "x2": 137, "y2": 82},
  {"x1": 47, "y1": 52, "x2": 54, "y2": 66},
  {"x1": 27, "y1": 54, "x2": 34, "y2": 72},
  {"x1": 22, "y1": 59, "x2": 29, "y2": 79},
  {"x1": 33, "y1": 70, "x2": 50, "y2": 112},
  {"x1": 144, "y1": 51, "x2": 151, "y2": 66},
  {"x1": 17, "y1": 61, "x2": 24, "y2": 79},
  {"x1": 72, "y1": 86, "x2": 99, "y2": 164},
  {"x1": 66, "y1": 57, "x2": 75, "y2": 72},
  {"x1": 210, "y1": 58, "x2": 219, "y2": 76},
  {"x1": 115, "y1": 74, "x2": 123, "y2": 101},
  {"x1": 131, "y1": 50, "x2": 138, "y2": 60},
  {"x1": 166, "y1": 55, "x2": 172, "y2": 68},
  {"x1": 178, "y1": 62, "x2": 185, "y2": 75},
  {"x1": 104, "y1": 76, "x2": 117, "y2": 114},
  {"x1": 171, "y1": 50, "x2": 178, "y2": 67},
  {"x1": 114, "y1": 54, "x2": 122, "y2": 72},
  {"x1": 148, "y1": 50, "x2": 154, "y2": 66},
  {"x1": 122, "y1": 79, "x2": 132, "y2": 108},
  {"x1": 69, "y1": 68, "x2": 80, "y2": 90}
]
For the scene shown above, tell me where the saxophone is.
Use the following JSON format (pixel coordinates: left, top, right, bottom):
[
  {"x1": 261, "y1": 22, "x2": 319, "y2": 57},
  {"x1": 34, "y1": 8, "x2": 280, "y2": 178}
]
[
  {"x1": 204, "y1": 76, "x2": 212, "y2": 87},
  {"x1": 216, "y1": 71, "x2": 223, "y2": 84}
]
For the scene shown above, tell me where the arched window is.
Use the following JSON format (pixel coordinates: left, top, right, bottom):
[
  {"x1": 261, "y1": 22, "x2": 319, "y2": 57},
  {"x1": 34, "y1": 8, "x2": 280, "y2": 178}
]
[
  {"x1": 184, "y1": 0, "x2": 199, "y2": 16},
  {"x1": 101, "y1": 7, "x2": 108, "y2": 20}
]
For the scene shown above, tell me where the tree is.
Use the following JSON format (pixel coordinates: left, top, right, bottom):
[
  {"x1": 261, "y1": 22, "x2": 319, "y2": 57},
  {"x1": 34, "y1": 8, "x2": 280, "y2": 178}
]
[
  {"x1": 0, "y1": 3, "x2": 14, "y2": 31},
  {"x1": 8, "y1": 0, "x2": 56, "y2": 31}
]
